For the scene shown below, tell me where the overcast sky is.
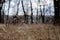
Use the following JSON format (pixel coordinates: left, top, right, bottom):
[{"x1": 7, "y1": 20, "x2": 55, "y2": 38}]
[{"x1": 3, "y1": 0, "x2": 54, "y2": 16}]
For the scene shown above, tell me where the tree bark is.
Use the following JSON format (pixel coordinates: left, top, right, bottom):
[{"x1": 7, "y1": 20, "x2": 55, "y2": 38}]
[
  {"x1": 54, "y1": 0, "x2": 60, "y2": 24},
  {"x1": 21, "y1": 0, "x2": 27, "y2": 24},
  {"x1": 36, "y1": 2, "x2": 38, "y2": 23},
  {"x1": 0, "y1": 7, "x2": 2, "y2": 23},
  {"x1": 0, "y1": 0, "x2": 5, "y2": 23},
  {"x1": 30, "y1": 0, "x2": 33, "y2": 24}
]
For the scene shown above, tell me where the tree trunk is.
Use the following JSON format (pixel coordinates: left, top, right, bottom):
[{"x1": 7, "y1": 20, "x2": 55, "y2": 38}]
[
  {"x1": 54, "y1": 0, "x2": 60, "y2": 24},
  {"x1": 36, "y1": 2, "x2": 38, "y2": 23},
  {"x1": 0, "y1": 0, "x2": 5, "y2": 23},
  {"x1": 15, "y1": 0, "x2": 20, "y2": 24},
  {"x1": 21, "y1": 0, "x2": 27, "y2": 24},
  {"x1": 30, "y1": 0, "x2": 33, "y2": 24},
  {"x1": 42, "y1": 5, "x2": 45, "y2": 23},
  {"x1": 0, "y1": 7, "x2": 2, "y2": 23}
]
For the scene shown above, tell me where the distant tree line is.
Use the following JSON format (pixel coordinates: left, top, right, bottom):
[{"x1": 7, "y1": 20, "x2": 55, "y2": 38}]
[{"x1": 0, "y1": 0, "x2": 60, "y2": 25}]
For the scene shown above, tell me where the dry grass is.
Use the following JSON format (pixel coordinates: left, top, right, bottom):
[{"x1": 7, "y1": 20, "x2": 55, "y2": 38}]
[{"x1": 0, "y1": 24, "x2": 60, "y2": 40}]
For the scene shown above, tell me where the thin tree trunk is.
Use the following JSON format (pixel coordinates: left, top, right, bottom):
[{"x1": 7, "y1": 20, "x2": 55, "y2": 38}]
[
  {"x1": 21, "y1": 0, "x2": 27, "y2": 23},
  {"x1": 54, "y1": 0, "x2": 60, "y2": 24},
  {"x1": 0, "y1": 7, "x2": 2, "y2": 23},
  {"x1": 26, "y1": 1, "x2": 29, "y2": 23},
  {"x1": 16, "y1": 0, "x2": 20, "y2": 24},
  {"x1": 30, "y1": 0, "x2": 33, "y2": 24},
  {"x1": 42, "y1": 5, "x2": 45, "y2": 23},
  {"x1": 40, "y1": 5, "x2": 43, "y2": 23},
  {"x1": 6, "y1": 0, "x2": 11, "y2": 26},
  {"x1": 36, "y1": 3, "x2": 38, "y2": 23},
  {"x1": 0, "y1": 0, "x2": 5, "y2": 23}
]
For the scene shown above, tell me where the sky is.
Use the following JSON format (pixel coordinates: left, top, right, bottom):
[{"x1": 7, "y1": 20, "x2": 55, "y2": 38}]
[{"x1": 3, "y1": 0, "x2": 54, "y2": 16}]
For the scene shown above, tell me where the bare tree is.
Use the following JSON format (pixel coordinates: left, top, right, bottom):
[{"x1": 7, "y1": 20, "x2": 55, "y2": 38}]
[
  {"x1": 36, "y1": 1, "x2": 38, "y2": 23},
  {"x1": 30, "y1": 0, "x2": 33, "y2": 24},
  {"x1": 21, "y1": 0, "x2": 27, "y2": 23},
  {"x1": 42, "y1": 5, "x2": 45, "y2": 23},
  {"x1": 0, "y1": 0, "x2": 5, "y2": 23},
  {"x1": 2, "y1": 4, "x2": 6, "y2": 24},
  {"x1": 2, "y1": 4, "x2": 5, "y2": 23},
  {"x1": 54, "y1": 0, "x2": 60, "y2": 24},
  {"x1": 38, "y1": 0, "x2": 45, "y2": 23},
  {"x1": 12, "y1": 0, "x2": 20, "y2": 24},
  {"x1": 16, "y1": 0, "x2": 20, "y2": 16},
  {"x1": 6, "y1": 0, "x2": 11, "y2": 26},
  {"x1": 15, "y1": 0, "x2": 20, "y2": 24},
  {"x1": 25, "y1": 0, "x2": 29, "y2": 23}
]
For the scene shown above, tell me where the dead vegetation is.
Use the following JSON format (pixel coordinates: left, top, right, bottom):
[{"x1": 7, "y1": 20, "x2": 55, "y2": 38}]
[{"x1": 0, "y1": 24, "x2": 60, "y2": 40}]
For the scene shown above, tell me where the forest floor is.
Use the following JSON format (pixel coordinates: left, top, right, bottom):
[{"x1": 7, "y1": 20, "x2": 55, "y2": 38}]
[{"x1": 0, "y1": 23, "x2": 60, "y2": 40}]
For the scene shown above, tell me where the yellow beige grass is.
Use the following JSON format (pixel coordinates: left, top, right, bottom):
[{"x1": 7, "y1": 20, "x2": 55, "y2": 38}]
[{"x1": 0, "y1": 24, "x2": 60, "y2": 40}]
